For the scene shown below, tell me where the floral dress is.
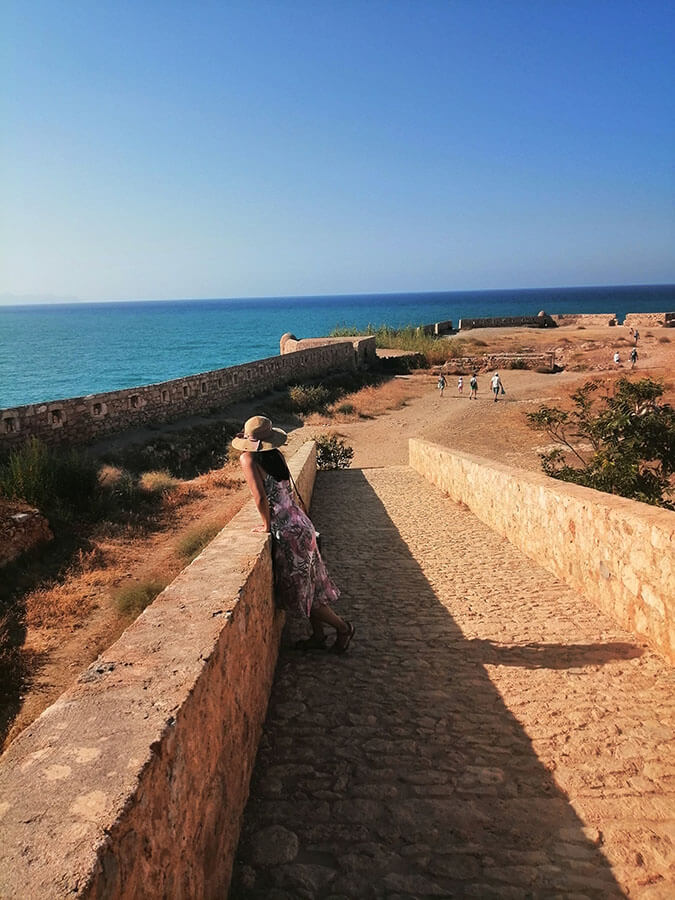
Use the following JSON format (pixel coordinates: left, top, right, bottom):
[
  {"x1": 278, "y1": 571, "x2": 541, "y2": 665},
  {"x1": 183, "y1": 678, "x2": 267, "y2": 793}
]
[{"x1": 263, "y1": 474, "x2": 340, "y2": 617}]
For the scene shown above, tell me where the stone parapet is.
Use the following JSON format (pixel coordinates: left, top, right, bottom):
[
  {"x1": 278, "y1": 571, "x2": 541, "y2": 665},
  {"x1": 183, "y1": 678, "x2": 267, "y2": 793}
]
[
  {"x1": 0, "y1": 442, "x2": 317, "y2": 898},
  {"x1": 440, "y1": 353, "x2": 555, "y2": 373},
  {"x1": 458, "y1": 314, "x2": 555, "y2": 330},
  {"x1": 0, "y1": 344, "x2": 356, "y2": 451},
  {"x1": 552, "y1": 313, "x2": 618, "y2": 326},
  {"x1": 279, "y1": 334, "x2": 377, "y2": 367},
  {"x1": 409, "y1": 440, "x2": 675, "y2": 664},
  {"x1": 415, "y1": 320, "x2": 453, "y2": 336},
  {"x1": 623, "y1": 312, "x2": 674, "y2": 328}
]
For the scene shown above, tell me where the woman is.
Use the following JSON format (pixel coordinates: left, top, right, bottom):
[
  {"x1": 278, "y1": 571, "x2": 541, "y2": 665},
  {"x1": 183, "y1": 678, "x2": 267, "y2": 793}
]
[{"x1": 232, "y1": 415, "x2": 355, "y2": 653}]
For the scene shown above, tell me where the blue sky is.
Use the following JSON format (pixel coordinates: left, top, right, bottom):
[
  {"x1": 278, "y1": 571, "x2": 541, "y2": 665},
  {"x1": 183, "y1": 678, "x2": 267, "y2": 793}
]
[{"x1": 1, "y1": 0, "x2": 674, "y2": 302}]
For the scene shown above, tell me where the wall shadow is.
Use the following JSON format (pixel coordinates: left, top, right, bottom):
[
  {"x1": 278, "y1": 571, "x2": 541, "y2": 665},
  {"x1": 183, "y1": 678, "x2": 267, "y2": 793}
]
[{"x1": 231, "y1": 469, "x2": 625, "y2": 898}]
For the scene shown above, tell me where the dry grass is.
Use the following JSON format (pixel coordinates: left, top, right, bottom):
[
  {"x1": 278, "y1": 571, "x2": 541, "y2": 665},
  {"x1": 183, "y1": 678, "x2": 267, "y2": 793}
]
[
  {"x1": 138, "y1": 469, "x2": 180, "y2": 494},
  {"x1": 113, "y1": 579, "x2": 168, "y2": 617},
  {"x1": 176, "y1": 522, "x2": 224, "y2": 561},
  {"x1": 306, "y1": 377, "x2": 425, "y2": 424}
]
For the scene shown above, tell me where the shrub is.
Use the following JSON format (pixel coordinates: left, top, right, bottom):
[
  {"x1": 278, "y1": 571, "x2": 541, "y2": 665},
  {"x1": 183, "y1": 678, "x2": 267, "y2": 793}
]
[
  {"x1": 527, "y1": 377, "x2": 675, "y2": 508},
  {"x1": 658, "y1": 335, "x2": 671, "y2": 343},
  {"x1": 0, "y1": 437, "x2": 99, "y2": 520},
  {"x1": 335, "y1": 402, "x2": 355, "y2": 415},
  {"x1": 176, "y1": 524, "x2": 222, "y2": 561},
  {"x1": 114, "y1": 579, "x2": 167, "y2": 617},
  {"x1": 138, "y1": 469, "x2": 180, "y2": 495},
  {"x1": 508, "y1": 358, "x2": 528, "y2": 370},
  {"x1": 288, "y1": 384, "x2": 331, "y2": 414},
  {"x1": 313, "y1": 434, "x2": 354, "y2": 470},
  {"x1": 104, "y1": 422, "x2": 234, "y2": 478}
]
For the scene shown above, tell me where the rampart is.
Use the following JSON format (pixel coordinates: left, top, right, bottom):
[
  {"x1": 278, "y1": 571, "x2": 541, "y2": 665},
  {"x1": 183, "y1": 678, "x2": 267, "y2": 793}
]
[
  {"x1": 623, "y1": 312, "x2": 675, "y2": 329},
  {"x1": 552, "y1": 313, "x2": 618, "y2": 327},
  {"x1": 0, "y1": 342, "x2": 361, "y2": 451},
  {"x1": 458, "y1": 314, "x2": 556, "y2": 330},
  {"x1": 415, "y1": 319, "x2": 453, "y2": 336},
  {"x1": 410, "y1": 440, "x2": 675, "y2": 664},
  {"x1": 279, "y1": 333, "x2": 376, "y2": 367},
  {"x1": 0, "y1": 441, "x2": 317, "y2": 898},
  {"x1": 440, "y1": 352, "x2": 555, "y2": 373}
]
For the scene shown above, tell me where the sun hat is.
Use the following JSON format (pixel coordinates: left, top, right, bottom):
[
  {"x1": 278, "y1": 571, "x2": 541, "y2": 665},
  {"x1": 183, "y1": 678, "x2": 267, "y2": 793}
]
[{"x1": 231, "y1": 415, "x2": 287, "y2": 452}]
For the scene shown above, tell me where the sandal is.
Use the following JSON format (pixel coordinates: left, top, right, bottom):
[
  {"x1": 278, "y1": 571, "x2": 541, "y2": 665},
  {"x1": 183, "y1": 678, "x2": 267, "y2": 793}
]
[
  {"x1": 331, "y1": 622, "x2": 355, "y2": 654},
  {"x1": 294, "y1": 633, "x2": 328, "y2": 651}
]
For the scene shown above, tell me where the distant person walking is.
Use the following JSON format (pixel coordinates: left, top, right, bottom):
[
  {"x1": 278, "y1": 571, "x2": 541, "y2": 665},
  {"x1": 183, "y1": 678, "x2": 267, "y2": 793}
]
[
  {"x1": 491, "y1": 372, "x2": 504, "y2": 402},
  {"x1": 457, "y1": 375, "x2": 463, "y2": 395},
  {"x1": 613, "y1": 351, "x2": 621, "y2": 366},
  {"x1": 437, "y1": 373, "x2": 446, "y2": 397},
  {"x1": 469, "y1": 373, "x2": 478, "y2": 399},
  {"x1": 630, "y1": 347, "x2": 638, "y2": 369},
  {"x1": 634, "y1": 329, "x2": 640, "y2": 345}
]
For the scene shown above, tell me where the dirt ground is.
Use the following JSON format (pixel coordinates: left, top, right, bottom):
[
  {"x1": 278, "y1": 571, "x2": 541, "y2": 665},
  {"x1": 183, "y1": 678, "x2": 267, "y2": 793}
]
[{"x1": 1, "y1": 323, "x2": 672, "y2": 752}]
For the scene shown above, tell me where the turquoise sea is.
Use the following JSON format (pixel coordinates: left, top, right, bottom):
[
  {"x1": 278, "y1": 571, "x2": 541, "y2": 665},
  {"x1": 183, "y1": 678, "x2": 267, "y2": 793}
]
[{"x1": 1, "y1": 284, "x2": 673, "y2": 409}]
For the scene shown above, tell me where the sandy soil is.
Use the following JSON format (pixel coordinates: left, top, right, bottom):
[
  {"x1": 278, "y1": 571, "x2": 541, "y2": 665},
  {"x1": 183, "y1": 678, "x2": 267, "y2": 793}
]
[{"x1": 1, "y1": 323, "x2": 672, "y2": 751}]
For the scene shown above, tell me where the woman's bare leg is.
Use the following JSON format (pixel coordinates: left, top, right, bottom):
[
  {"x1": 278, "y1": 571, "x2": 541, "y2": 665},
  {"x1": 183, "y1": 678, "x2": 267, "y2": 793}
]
[{"x1": 310, "y1": 604, "x2": 347, "y2": 634}]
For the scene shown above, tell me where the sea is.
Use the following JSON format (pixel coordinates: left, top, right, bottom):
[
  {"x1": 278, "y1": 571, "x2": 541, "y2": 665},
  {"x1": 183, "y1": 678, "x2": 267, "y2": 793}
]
[{"x1": 1, "y1": 284, "x2": 673, "y2": 409}]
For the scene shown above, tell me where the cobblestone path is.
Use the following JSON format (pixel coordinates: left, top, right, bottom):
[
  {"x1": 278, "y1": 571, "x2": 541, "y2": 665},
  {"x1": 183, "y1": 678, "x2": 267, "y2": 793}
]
[{"x1": 231, "y1": 467, "x2": 674, "y2": 899}]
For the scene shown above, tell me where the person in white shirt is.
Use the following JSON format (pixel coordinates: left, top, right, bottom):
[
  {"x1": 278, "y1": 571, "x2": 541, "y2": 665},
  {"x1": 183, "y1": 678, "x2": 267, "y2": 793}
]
[{"x1": 491, "y1": 372, "x2": 503, "y2": 402}]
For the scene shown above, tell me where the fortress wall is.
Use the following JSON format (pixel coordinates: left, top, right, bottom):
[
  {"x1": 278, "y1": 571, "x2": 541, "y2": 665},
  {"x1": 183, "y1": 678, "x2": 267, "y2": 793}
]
[
  {"x1": 623, "y1": 312, "x2": 675, "y2": 329},
  {"x1": 410, "y1": 440, "x2": 675, "y2": 664},
  {"x1": 0, "y1": 442, "x2": 317, "y2": 899},
  {"x1": 279, "y1": 335, "x2": 377, "y2": 367},
  {"x1": 552, "y1": 313, "x2": 618, "y2": 326},
  {"x1": 0, "y1": 343, "x2": 357, "y2": 451},
  {"x1": 415, "y1": 320, "x2": 453, "y2": 336},
  {"x1": 440, "y1": 353, "x2": 555, "y2": 373},
  {"x1": 458, "y1": 314, "x2": 555, "y2": 330}
]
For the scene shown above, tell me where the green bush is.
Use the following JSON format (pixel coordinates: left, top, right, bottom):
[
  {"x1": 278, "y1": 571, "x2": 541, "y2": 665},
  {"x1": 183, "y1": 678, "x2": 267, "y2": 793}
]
[
  {"x1": 527, "y1": 377, "x2": 675, "y2": 508},
  {"x1": 288, "y1": 384, "x2": 331, "y2": 414},
  {"x1": 104, "y1": 422, "x2": 233, "y2": 478},
  {"x1": 313, "y1": 434, "x2": 354, "y2": 470},
  {"x1": 335, "y1": 402, "x2": 356, "y2": 415},
  {"x1": 114, "y1": 579, "x2": 167, "y2": 617},
  {"x1": 0, "y1": 437, "x2": 99, "y2": 520}
]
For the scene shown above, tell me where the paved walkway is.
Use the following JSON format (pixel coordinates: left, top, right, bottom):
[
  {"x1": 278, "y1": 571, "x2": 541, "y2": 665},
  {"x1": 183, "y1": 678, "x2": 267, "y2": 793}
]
[{"x1": 231, "y1": 467, "x2": 674, "y2": 899}]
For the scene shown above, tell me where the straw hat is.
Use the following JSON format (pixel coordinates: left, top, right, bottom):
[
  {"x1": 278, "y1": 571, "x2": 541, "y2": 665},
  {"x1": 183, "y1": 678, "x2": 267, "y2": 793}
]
[{"x1": 231, "y1": 415, "x2": 287, "y2": 452}]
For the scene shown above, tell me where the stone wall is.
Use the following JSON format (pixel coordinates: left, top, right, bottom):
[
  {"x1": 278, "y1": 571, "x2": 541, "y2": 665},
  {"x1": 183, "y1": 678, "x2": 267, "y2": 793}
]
[
  {"x1": 552, "y1": 313, "x2": 618, "y2": 327},
  {"x1": 0, "y1": 501, "x2": 53, "y2": 568},
  {"x1": 279, "y1": 333, "x2": 377, "y2": 367},
  {"x1": 0, "y1": 343, "x2": 358, "y2": 451},
  {"x1": 416, "y1": 320, "x2": 453, "y2": 336},
  {"x1": 440, "y1": 353, "x2": 555, "y2": 373},
  {"x1": 409, "y1": 440, "x2": 675, "y2": 664},
  {"x1": 623, "y1": 312, "x2": 675, "y2": 329},
  {"x1": 0, "y1": 442, "x2": 317, "y2": 898},
  {"x1": 458, "y1": 314, "x2": 555, "y2": 330}
]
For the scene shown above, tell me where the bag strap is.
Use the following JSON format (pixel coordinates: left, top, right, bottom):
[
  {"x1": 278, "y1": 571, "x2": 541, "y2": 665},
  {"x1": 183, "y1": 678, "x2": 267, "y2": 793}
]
[{"x1": 288, "y1": 471, "x2": 309, "y2": 515}]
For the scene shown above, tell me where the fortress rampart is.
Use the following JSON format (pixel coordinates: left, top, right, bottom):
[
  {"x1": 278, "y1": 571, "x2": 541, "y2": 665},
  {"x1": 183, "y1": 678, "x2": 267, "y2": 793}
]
[
  {"x1": 410, "y1": 440, "x2": 675, "y2": 664},
  {"x1": 623, "y1": 312, "x2": 675, "y2": 329},
  {"x1": 0, "y1": 441, "x2": 317, "y2": 898},
  {"x1": 458, "y1": 314, "x2": 556, "y2": 330},
  {"x1": 279, "y1": 333, "x2": 377, "y2": 367},
  {"x1": 0, "y1": 340, "x2": 372, "y2": 451},
  {"x1": 441, "y1": 352, "x2": 555, "y2": 373},
  {"x1": 415, "y1": 319, "x2": 453, "y2": 336},
  {"x1": 552, "y1": 313, "x2": 618, "y2": 326}
]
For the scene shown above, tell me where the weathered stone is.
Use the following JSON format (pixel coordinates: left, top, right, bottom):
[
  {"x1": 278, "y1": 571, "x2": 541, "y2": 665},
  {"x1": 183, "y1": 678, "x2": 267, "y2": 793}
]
[{"x1": 250, "y1": 825, "x2": 299, "y2": 866}]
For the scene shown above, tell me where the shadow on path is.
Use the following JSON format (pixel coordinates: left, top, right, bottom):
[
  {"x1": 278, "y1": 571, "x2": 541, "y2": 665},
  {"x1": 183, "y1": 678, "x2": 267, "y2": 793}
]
[{"x1": 231, "y1": 469, "x2": 624, "y2": 898}]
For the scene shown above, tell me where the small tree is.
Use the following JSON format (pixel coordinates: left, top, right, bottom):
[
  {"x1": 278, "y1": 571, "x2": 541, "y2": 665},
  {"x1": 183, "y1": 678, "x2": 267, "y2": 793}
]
[
  {"x1": 313, "y1": 434, "x2": 354, "y2": 470},
  {"x1": 526, "y1": 378, "x2": 675, "y2": 509}
]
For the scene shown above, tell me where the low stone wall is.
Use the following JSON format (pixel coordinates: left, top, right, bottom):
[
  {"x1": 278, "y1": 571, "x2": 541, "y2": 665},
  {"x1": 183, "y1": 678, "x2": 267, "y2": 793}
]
[
  {"x1": 458, "y1": 314, "x2": 555, "y2": 330},
  {"x1": 416, "y1": 319, "x2": 453, "y2": 336},
  {"x1": 0, "y1": 343, "x2": 357, "y2": 451},
  {"x1": 0, "y1": 502, "x2": 53, "y2": 568},
  {"x1": 440, "y1": 353, "x2": 555, "y2": 373},
  {"x1": 0, "y1": 442, "x2": 317, "y2": 898},
  {"x1": 279, "y1": 334, "x2": 377, "y2": 367},
  {"x1": 623, "y1": 312, "x2": 675, "y2": 329},
  {"x1": 552, "y1": 313, "x2": 618, "y2": 327},
  {"x1": 409, "y1": 440, "x2": 675, "y2": 664}
]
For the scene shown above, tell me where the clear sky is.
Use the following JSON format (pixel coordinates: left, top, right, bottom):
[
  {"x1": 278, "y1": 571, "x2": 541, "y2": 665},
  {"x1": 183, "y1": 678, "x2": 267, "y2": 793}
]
[{"x1": 1, "y1": 0, "x2": 674, "y2": 302}]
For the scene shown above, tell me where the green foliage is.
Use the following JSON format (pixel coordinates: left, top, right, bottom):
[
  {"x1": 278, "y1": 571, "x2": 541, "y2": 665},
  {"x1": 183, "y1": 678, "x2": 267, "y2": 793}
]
[
  {"x1": 288, "y1": 384, "x2": 331, "y2": 414},
  {"x1": 114, "y1": 579, "x2": 167, "y2": 617},
  {"x1": 336, "y1": 402, "x2": 355, "y2": 415},
  {"x1": 527, "y1": 378, "x2": 675, "y2": 508},
  {"x1": 313, "y1": 434, "x2": 354, "y2": 470},
  {"x1": 0, "y1": 437, "x2": 100, "y2": 520},
  {"x1": 176, "y1": 524, "x2": 221, "y2": 561},
  {"x1": 104, "y1": 422, "x2": 233, "y2": 478}
]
